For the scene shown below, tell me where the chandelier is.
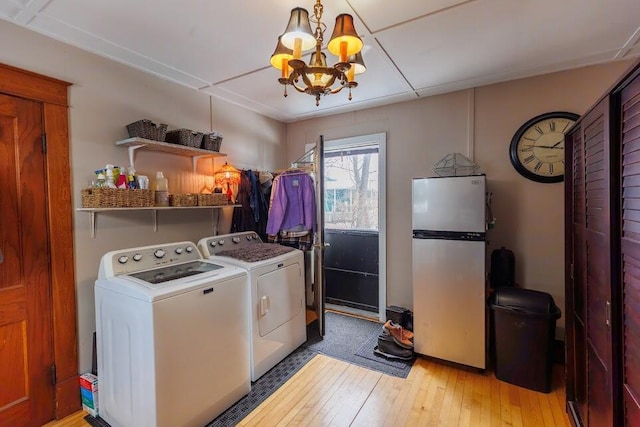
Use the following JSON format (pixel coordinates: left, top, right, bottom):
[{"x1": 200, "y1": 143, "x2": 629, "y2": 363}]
[{"x1": 270, "y1": 0, "x2": 366, "y2": 106}]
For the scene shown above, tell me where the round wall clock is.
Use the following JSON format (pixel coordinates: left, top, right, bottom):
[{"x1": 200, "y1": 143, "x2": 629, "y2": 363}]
[{"x1": 509, "y1": 111, "x2": 579, "y2": 183}]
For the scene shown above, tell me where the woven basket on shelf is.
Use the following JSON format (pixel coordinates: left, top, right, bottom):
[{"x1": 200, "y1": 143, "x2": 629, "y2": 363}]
[
  {"x1": 81, "y1": 188, "x2": 154, "y2": 208},
  {"x1": 125, "y1": 119, "x2": 168, "y2": 141},
  {"x1": 197, "y1": 193, "x2": 228, "y2": 206},
  {"x1": 166, "y1": 129, "x2": 203, "y2": 148},
  {"x1": 201, "y1": 132, "x2": 223, "y2": 152},
  {"x1": 169, "y1": 193, "x2": 198, "y2": 207}
]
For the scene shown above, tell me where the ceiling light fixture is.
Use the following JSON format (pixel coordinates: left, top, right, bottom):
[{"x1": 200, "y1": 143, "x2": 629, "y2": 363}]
[{"x1": 270, "y1": 0, "x2": 366, "y2": 106}]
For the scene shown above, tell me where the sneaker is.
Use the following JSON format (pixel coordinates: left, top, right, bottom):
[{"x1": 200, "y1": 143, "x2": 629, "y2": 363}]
[
  {"x1": 383, "y1": 321, "x2": 413, "y2": 349},
  {"x1": 388, "y1": 320, "x2": 414, "y2": 340},
  {"x1": 375, "y1": 333, "x2": 414, "y2": 360}
]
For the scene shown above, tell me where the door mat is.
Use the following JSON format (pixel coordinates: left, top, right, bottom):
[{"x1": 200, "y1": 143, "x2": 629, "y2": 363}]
[
  {"x1": 84, "y1": 346, "x2": 316, "y2": 427},
  {"x1": 304, "y1": 311, "x2": 413, "y2": 378}
]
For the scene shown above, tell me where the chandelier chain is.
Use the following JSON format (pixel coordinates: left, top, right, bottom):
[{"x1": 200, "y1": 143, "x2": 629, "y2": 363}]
[{"x1": 313, "y1": 0, "x2": 324, "y2": 46}]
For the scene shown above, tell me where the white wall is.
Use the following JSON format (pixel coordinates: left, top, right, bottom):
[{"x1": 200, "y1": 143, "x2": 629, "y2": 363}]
[
  {"x1": 287, "y1": 60, "x2": 634, "y2": 339},
  {"x1": 0, "y1": 20, "x2": 287, "y2": 373}
]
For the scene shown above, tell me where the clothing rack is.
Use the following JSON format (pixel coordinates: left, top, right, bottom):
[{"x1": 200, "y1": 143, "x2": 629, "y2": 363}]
[{"x1": 291, "y1": 146, "x2": 316, "y2": 171}]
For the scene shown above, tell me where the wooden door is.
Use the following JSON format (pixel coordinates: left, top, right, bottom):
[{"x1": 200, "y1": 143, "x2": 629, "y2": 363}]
[
  {"x1": 582, "y1": 100, "x2": 614, "y2": 426},
  {"x1": 620, "y1": 74, "x2": 640, "y2": 426},
  {"x1": 0, "y1": 93, "x2": 55, "y2": 426}
]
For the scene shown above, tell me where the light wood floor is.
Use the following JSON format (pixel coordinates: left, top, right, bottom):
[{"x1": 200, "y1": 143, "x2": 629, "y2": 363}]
[{"x1": 44, "y1": 354, "x2": 570, "y2": 427}]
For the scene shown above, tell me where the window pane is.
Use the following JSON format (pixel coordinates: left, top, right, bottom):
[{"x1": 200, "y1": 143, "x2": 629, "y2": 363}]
[
  {"x1": 324, "y1": 189, "x2": 335, "y2": 213},
  {"x1": 324, "y1": 150, "x2": 378, "y2": 231}
]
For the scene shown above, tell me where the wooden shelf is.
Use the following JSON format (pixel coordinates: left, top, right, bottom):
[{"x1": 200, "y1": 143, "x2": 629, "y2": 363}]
[
  {"x1": 116, "y1": 137, "x2": 226, "y2": 171},
  {"x1": 77, "y1": 204, "x2": 239, "y2": 238}
]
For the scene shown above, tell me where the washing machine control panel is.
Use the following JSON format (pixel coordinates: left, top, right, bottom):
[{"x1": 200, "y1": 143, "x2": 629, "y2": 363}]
[
  {"x1": 106, "y1": 241, "x2": 201, "y2": 276},
  {"x1": 201, "y1": 232, "x2": 262, "y2": 256}
]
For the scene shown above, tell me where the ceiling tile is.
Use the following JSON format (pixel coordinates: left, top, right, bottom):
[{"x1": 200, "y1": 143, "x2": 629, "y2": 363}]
[
  {"x1": 377, "y1": 0, "x2": 640, "y2": 93},
  {"x1": 0, "y1": 1, "x2": 25, "y2": 20},
  {"x1": 349, "y1": 0, "x2": 470, "y2": 33}
]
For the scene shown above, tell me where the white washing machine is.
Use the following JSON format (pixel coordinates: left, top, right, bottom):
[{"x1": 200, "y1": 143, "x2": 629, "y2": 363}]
[
  {"x1": 95, "y1": 241, "x2": 250, "y2": 427},
  {"x1": 198, "y1": 232, "x2": 307, "y2": 382}
]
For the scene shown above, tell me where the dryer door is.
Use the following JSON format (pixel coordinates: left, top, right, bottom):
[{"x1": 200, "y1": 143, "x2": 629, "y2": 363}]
[{"x1": 257, "y1": 263, "x2": 303, "y2": 337}]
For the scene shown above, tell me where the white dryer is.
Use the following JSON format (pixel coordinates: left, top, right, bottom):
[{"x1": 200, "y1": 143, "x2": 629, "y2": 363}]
[
  {"x1": 95, "y1": 241, "x2": 250, "y2": 427},
  {"x1": 198, "y1": 232, "x2": 307, "y2": 382}
]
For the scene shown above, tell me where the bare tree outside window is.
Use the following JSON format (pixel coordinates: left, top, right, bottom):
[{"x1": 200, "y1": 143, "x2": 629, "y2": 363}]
[{"x1": 324, "y1": 150, "x2": 378, "y2": 230}]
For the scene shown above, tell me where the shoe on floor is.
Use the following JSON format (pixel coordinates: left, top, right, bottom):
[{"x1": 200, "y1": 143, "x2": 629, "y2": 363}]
[
  {"x1": 375, "y1": 334, "x2": 414, "y2": 360},
  {"x1": 383, "y1": 321, "x2": 413, "y2": 349},
  {"x1": 388, "y1": 320, "x2": 413, "y2": 340}
]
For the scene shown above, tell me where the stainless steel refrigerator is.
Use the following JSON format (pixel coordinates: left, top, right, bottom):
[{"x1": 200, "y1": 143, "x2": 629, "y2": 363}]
[{"x1": 412, "y1": 174, "x2": 487, "y2": 369}]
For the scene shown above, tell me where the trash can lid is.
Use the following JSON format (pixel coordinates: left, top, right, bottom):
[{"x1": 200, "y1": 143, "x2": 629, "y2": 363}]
[{"x1": 491, "y1": 287, "x2": 561, "y2": 316}]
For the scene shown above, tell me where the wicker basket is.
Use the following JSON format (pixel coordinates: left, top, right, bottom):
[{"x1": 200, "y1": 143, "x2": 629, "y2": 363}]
[
  {"x1": 197, "y1": 193, "x2": 228, "y2": 206},
  {"x1": 201, "y1": 132, "x2": 223, "y2": 152},
  {"x1": 81, "y1": 188, "x2": 154, "y2": 208},
  {"x1": 126, "y1": 119, "x2": 168, "y2": 141},
  {"x1": 169, "y1": 193, "x2": 198, "y2": 207},
  {"x1": 166, "y1": 129, "x2": 203, "y2": 148}
]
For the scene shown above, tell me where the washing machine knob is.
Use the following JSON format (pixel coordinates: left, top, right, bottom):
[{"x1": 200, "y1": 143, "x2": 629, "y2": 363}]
[
  {"x1": 154, "y1": 249, "x2": 166, "y2": 259},
  {"x1": 209, "y1": 241, "x2": 217, "y2": 247},
  {"x1": 117, "y1": 255, "x2": 129, "y2": 264},
  {"x1": 218, "y1": 240, "x2": 225, "y2": 246},
  {"x1": 232, "y1": 237, "x2": 241, "y2": 243},
  {"x1": 246, "y1": 235, "x2": 252, "y2": 240},
  {"x1": 133, "y1": 254, "x2": 143, "y2": 262},
  {"x1": 185, "y1": 246, "x2": 193, "y2": 253},
  {"x1": 175, "y1": 247, "x2": 183, "y2": 254}
]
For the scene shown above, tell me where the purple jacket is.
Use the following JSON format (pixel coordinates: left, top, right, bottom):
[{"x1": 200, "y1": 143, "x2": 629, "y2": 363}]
[{"x1": 267, "y1": 172, "x2": 317, "y2": 235}]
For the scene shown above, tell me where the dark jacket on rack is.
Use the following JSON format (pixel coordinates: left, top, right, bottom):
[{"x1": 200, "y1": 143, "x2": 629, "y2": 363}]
[{"x1": 231, "y1": 170, "x2": 269, "y2": 238}]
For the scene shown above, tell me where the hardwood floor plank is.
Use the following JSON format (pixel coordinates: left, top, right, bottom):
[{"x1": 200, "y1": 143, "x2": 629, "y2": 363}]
[
  {"x1": 42, "y1": 410, "x2": 89, "y2": 426},
  {"x1": 438, "y1": 367, "x2": 459, "y2": 426},
  {"x1": 458, "y1": 367, "x2": 477, "y2": 427},
  {"x1": 279, "y1": 369, "x2": 347, "y2": 426},
  {"x1": 477, "y1": 369, "x2": 492, "y2": 427},
  {"x1": 447, "y1": 365, "x2": 468, "y2": 426},
  {"x1": 382, "y1": 357, "x2": 429, "y2": 426},
  {"x1": 465, "y1": 371, "x2": 485, "y2": 427},
  {"x1": 240, "y1": 355, "x2": 340, "y2": 426},
  {"x1": 48, "y1": 355, "x2": 571, "y2": 427},
  {"x1": 320, "y1": 365, "x2": 381, "y2": 426},
  {"x1": 350, "y1": 373, "x2": 403, "y2": 427},
  {"x1": 289, "y1": 360, "x2": 363, "y2": 426},
  {"x1": 499, "y1": 377, "x2": 513, "y2": 425},
  {"x1": 519, "y1": 386, "x2": 545, "y2": 427},
  {"x1": 407, "y1": 359, "x2": 440, "y2": 425}
]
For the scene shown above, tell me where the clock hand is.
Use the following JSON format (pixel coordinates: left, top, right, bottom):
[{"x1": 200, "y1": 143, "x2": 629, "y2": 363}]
[
  {"x1": 551, "y1": 139, "x2": 563, "y2": 148},
  {"x1": 535, "y1": 145, "x2": 563, "y2": 149}
]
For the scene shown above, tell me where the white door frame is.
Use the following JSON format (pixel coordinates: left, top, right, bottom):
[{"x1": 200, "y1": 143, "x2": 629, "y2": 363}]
[{"x1": 308, "y1": 132, "x2": 387, "y2": 321}]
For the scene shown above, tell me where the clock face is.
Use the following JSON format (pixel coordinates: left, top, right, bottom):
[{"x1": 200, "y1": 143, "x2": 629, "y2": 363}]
[{"x1": 509, "y1": 111, "x2": 579, "y2": 183}]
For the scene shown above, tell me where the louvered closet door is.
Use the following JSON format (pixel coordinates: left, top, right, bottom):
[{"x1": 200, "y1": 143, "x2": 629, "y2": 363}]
[
  {"x1": 583, "y1": 100, "x2": 614, "y2": 427},
  {"x1": 621, "y1": 75, "x2": 640, "y2": 426},
  {"x1": 568, "y1": 123, "x2": 588, "y2": 420}
]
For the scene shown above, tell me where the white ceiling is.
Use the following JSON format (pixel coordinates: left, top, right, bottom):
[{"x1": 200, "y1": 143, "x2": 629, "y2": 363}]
[{"x1": 1, "y1": 0, "x2": 639, "y2": 123}]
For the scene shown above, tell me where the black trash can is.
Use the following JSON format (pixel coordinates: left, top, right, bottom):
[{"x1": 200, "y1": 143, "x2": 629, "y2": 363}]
[{"x1": 490, "y1": 287, "x2": 561, "y2": 393}]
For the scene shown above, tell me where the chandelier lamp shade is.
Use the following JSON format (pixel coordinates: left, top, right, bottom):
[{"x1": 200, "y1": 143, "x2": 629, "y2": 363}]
[{"x1": 271, "y1": 0, "x2": 365, "y2": 106}]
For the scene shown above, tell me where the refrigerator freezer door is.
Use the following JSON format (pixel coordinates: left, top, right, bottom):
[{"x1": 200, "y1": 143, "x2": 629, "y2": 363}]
[
  {"x1": 412, "y1": 238, "x2": 486, "y2": 369},
  {"x1": 412, "y1": 175, "x2": 486, "y2": 233}
]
